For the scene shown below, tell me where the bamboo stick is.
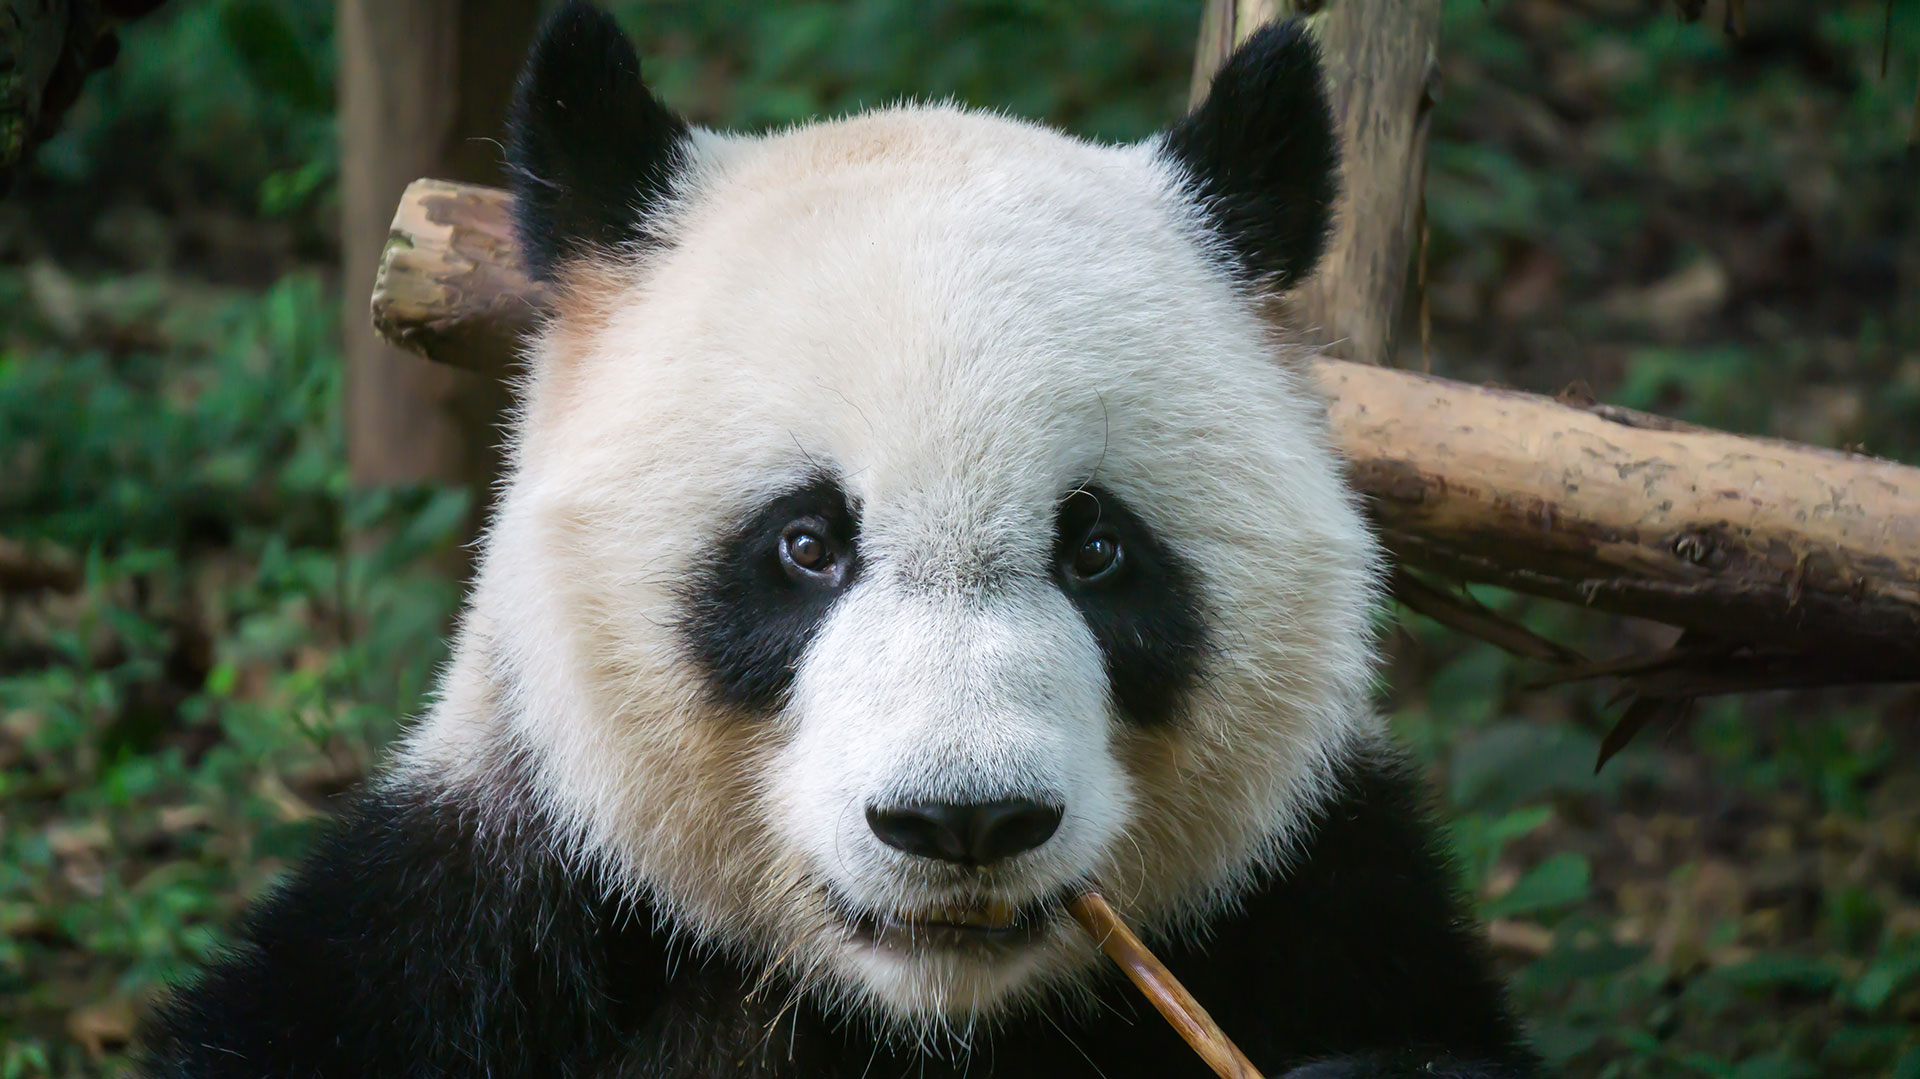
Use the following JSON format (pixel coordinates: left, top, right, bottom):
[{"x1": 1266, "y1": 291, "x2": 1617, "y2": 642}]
[{"x1": 1067, "y1": 891, "x2": 1263, "y2": 1079}]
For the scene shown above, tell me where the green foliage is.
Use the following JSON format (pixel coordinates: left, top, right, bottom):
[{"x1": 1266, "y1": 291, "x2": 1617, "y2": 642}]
[
  {"x1": 1485, "y1": 852, "x2": 1593, "y2": 920},
  {"x1": 0, "y1": 269, "x2": 463, "y2": 1073},
  {"x1": 31, "y1": 0, "x2": 336, "y2": 217},
  {"x1": 1409, "y1": 28, "x2": 1920, "y2": 1070},
  {"x1": 219, "y1": 0, "x2": 335, "y2": 114},
  {"x1": 1428, "y1": 0, "x2": 1920, "y2": 462},
  {"x1": 1397, "y1": 610, "x2": 1920, "y2": 1077},
  {"x1": 612, "y1": 0, "x2": 1197, "y2": 140}
]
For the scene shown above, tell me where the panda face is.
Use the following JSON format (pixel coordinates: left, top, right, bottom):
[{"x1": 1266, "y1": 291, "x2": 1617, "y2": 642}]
[{"x1": 429, "y1": 3, "x2": 1379, "y2": 1033}]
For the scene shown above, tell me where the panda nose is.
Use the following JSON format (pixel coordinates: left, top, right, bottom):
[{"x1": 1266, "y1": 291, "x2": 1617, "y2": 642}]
[{"x1": 865, "y1": 800, "x2": 1064, "y2": 866}]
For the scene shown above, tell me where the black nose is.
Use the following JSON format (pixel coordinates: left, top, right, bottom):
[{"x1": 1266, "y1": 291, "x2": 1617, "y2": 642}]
[{"x1": 865, "y1": 800, "x2": 1064, "y2": 866}]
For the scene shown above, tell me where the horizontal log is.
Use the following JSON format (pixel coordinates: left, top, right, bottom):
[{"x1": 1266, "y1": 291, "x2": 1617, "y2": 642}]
[
  {"x1": 372, "y1": 178, "x2": 1920, "y2": 679},
  {"x1": 1327, "y1": 363, "x2": 1920, "y2": 676}
]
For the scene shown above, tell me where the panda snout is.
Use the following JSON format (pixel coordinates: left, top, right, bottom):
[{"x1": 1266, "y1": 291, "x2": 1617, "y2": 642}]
[{"x1": 865, "y1": 799, "x2": 1064, "y2": 867}]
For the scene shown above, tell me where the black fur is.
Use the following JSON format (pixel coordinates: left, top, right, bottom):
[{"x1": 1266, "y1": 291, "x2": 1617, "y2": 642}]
[
  {"x1": 680, "y1": 476, "x2": 861, "y2": 711},
  {"x1": 1162, "y1": 20, "x2": 1339, "y2": 288},
  {"x1": 506, "y1": 1, "x2": 691, "y2": 282},
  {"x1": 140, "y1": 746, "x2": 1537, "y2": 1078},
  {"x1": 138, "y1": 771, "x2": 665, "y2": 1078},
  {"x1": 1052, "y1": 486, "x2": 1208, "y2": 725}
]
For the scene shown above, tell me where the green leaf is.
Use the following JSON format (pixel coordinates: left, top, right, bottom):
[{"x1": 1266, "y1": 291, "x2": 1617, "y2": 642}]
[
  {"x1": 1730, "y1": 1051, "x2": 1815, "y2": 1079},
  {"x1": 1712, "y1": 953, "x2": 1842, "y2": 994},
  {"x1": 1852, "y1": 946, "x2": 1920, "y2": 1013},
  {"x1": 1528, "y1": 1020, "x2": 1603, "y2": 1064},
  {"x1": 205, "y1": 662, "x2": 239, "y2": 698},
  {"x1": 1449, "y1": 721, "x2": 1611, "y2": 811},
  {"x1": 1485, "y1": 852, "x2": 1591, "y2": 918},
  {"x1": 1487, "y1": 804, "x2": 1555, "y2": 845},
  {"x1": 219, "y1": 0, "x2": 332, "y2": 113},
  {"x1": 260, "y1": 158, "x2": 334, "y2": 217}
]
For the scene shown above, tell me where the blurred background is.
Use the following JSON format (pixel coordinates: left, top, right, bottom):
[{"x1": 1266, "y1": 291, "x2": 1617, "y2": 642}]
[{"x1": 1, "y1": 0, "x2": 1917, "y2": 1075}]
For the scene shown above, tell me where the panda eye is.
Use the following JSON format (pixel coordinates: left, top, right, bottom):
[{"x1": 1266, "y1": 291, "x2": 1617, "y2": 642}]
[
  {"x1": 779, "y1": 520, "x2": 843, "y2": 584},
  {"x1": 1067, "y1": 529, "x2": 1124, "y2": 584}
]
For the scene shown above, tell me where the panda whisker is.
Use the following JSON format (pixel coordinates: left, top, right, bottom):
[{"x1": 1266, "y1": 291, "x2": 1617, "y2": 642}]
[
  {"x1": 1112, "y1": 827, "x2": 1152, "y2": 911},
  {"x1": 1039, "y1": 1007, "x2": 1111, "y2": 1079},
  {"x1": 1086, "y1": 387, "x2": 1111, "y2": 492},
  {"x1": 814, "y1": 378, "x2": 875, "y2": 437},
  {"x1": 856, "y1": 1032, "x2": 884, "y2": 1079},
  {"x1": 748, "y1": 938, "x2": 804, "y2": 1003},
  {"x1": 761, "y1": 950, "x2": 834, "y2": 1045},
  {"x1": 789, "y1": 431, "x2": 822, "y2": 473}
]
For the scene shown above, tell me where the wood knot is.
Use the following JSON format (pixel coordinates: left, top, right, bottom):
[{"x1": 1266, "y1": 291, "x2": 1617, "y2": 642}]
[
  {"x1": 1669, "y1": 529, "x2": 1725, "y2": 569},
  {"x1": 1354, "y1": 460, "x2": 1431, "y2": 505},
  {"x1": 1555, "y1": 380, "x2": 1597, "y2": 408}
]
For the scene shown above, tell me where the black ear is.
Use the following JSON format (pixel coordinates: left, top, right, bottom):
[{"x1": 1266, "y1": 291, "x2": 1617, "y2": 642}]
[
  {"x1": 506, "y1": 1, "x2": 691, "y2": 282},
  {"x1": 1162, "y1": 21, "x2": 1338, "y2": 288}
]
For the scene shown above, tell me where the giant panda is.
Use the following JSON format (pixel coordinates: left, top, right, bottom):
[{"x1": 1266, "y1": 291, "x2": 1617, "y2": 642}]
[{"x1": 141, "y1": 5, "x2": 1537, "y2": 1077}]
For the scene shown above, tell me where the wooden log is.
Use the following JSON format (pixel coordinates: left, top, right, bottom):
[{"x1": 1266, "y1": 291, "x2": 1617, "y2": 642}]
[
  {"x1": 1326, "y1": 363, "x2": 1920, "y2": 677},
  {"x1": 370, "y1": 178, "x2": 1920, "y2": 679},
  {"x1": 371, "y1": 177, "x2": 545, "y2": 375}
]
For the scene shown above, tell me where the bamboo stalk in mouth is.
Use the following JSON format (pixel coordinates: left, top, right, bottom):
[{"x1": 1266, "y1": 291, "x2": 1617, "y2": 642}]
[{"x1": 1066, "y1": 891, "x2": 1264, "y2": 1079}]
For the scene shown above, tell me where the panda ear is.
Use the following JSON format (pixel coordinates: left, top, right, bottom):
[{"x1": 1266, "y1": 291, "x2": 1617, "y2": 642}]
[
  {"x1": 506, "y1": 1, "x2": 692, "y2": 282},
  {"x1": 1160, "y1": 20, "x2": 1338, "y2": 288}
]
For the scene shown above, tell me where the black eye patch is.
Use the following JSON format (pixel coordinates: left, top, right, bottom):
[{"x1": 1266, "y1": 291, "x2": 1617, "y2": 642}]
[
  {"x1": 679, "y1": 477, "x2": 859, "y2": 712},
  {"x1": 1051, "y1": 487, "x2": 1209, "y2": 726}
]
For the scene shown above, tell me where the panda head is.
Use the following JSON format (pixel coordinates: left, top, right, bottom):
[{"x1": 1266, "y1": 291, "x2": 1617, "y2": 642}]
[{"x1": 461, "y1": 0, "x2": 1378, "y2": 1033}]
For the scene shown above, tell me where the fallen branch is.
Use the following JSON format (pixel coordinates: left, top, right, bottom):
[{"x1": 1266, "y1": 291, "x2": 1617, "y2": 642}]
[
  {"x1": 370, "y1": 179, "x2": 1920, "y2": 686},
  {"x1": 0, "y1": 537, "x2": 80, "y2": 595}
]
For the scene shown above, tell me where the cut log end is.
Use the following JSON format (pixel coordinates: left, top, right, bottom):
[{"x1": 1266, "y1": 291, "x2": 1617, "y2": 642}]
[{"x1": 371, "y1": 178, "x2": 548, "y2": 373}]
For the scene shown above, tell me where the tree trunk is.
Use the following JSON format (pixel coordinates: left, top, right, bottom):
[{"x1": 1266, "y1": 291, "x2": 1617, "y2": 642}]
[
  {"x1": 337, "y1": 0, "x2": 534, "y2": 545},
  {"x1": 1190, "y1": 0, "x2": 1441, "y2": 367},
  {"x1": 1, "y1": 0, "x2": 169, "y2": 192}
]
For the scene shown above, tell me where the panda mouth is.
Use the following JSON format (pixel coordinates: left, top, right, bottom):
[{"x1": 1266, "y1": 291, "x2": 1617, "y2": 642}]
[{"x1": 837, "y1": 891, "x2": 1067, "y2": 953}]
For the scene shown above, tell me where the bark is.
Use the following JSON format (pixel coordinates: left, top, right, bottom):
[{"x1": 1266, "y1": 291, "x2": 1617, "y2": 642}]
[
  {"x1": 1, "y1": 0, "x2": 164, "y2": 192},
  {"x1": 0, "y1": 536, "x2": 79, "y2": 594},
  {"x1": 371, "y1": 177, "x2": 542, "y2": 375},
  {"x1": 337, "y1": 0, "x2": 534, "y2": 510},
  {"x1": 366, "y1": 179, "x2": 1920, "y2": 679},
  {"x1": 1325, "y1": 361, "x2": 1920, "y2": 676},
  {"x1": 1, "y1": 0, "x2": 71, "y2": 180},
  {"x1": 1189, "y1": 0, "x2": 1441, "y2": 366}
]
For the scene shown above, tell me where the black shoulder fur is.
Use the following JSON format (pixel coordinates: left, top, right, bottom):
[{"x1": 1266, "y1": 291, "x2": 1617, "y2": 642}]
[{"x1": 140, "y1": 747, "x2": 1536, "y2": 1078}]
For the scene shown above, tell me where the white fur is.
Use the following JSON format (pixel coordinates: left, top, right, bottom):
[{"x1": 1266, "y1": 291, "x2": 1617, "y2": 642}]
[{"x1": 400, "y1": 104, "x2": 1383, "y2": 1031}]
